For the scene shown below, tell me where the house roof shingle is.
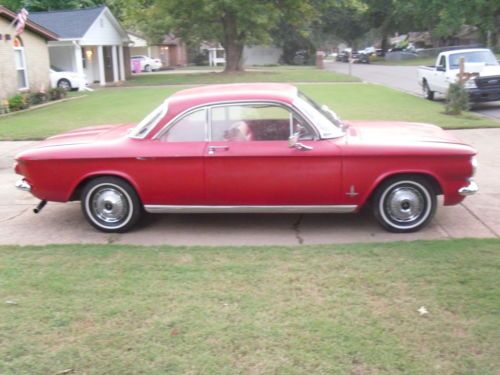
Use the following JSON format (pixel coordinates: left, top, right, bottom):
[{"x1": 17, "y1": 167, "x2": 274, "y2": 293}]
[{"x1": 29, "y1": 5, "x2": 105, "y2": 39}]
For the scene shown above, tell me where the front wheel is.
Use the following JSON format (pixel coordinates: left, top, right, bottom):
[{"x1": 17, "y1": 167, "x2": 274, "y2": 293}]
[
  {"x1": 81, "y1": 177, "x2": 142, "y2": 233},
  {"x1": 373, "y1": 176, "x2": 437, "y2": 233}
]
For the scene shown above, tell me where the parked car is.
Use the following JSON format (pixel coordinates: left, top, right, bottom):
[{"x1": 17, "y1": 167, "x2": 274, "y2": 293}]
[
  {"x1": 49, "y1": 66, "x2": 82, "y2": 90},
  {"x1": 130, "y1": 55, "x2": 162, "y2": 72},
  {"x1": 292, "y1": 50, "x2": 310, "y2": 65},
  {"x1": 336, "y1": 50, "x2": 350, "y2": 62},
  {"x1": 14, "y1": 83, "x2": 478, "y2": 233},
  {"x1": 351, "y1": 52, "x2": 370, "y2": 64},
  {"x1": 417, "y1": 48, "x2": 500, "y2": 102}
]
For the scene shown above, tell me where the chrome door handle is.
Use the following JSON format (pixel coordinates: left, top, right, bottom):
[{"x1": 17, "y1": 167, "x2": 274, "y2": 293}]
[{"x1": 208, "y1": 145, "x2": 229, "y2": 155}]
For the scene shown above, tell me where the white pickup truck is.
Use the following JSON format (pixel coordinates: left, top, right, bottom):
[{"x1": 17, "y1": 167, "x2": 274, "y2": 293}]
[{"x1": 417, "y1": 48, "x2": 500, "y2": 102}]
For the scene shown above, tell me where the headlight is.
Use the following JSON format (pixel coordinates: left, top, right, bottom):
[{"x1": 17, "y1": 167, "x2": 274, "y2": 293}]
[
  {"x1": 471, "y1": 156, "x2": 477, "y2": 177},
  {"x1": 464, "y1": 79, "x2": 477, "y2": 89}
]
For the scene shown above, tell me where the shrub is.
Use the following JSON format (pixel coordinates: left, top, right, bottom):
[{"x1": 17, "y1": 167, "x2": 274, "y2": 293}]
[
  {"x1": 8, "y1": 94, "x2": 28, "y2": 112},
  {"x1": 28, "y1": 91, "x2": 49, "y2": 106},
  {"x1": 445, "y1": 83, "x2": 470, "y2": 115},
  {"x1": 193, "y1": 51, "x2": 208, "y2": 66},
  {"x1": 48, "y1": 87, "x2": 67, "y2": 101}
]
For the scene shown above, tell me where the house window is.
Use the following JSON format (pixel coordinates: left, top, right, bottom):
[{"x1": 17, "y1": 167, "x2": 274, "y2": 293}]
[{"x1": 13, "y1": 37, "x2": 28, "y2": 90}]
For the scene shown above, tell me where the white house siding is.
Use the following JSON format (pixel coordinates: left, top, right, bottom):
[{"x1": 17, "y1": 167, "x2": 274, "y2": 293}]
[
  {"x1": 81, "y1": 12, "x2": 124, "y2": 46},
  {"x1": 243, "y1": 45, "x2": 282, "y2": 66}
]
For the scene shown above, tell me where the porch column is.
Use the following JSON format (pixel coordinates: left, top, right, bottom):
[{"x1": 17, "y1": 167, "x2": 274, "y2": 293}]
[
  {"x1": 118, "y1": 45, "x2": 125, "y2": 81},
  {"x1": 74, "y1": 43, "x2": 85, "y2": 91},
  {"x1": 112, "y1": 45, "x2": 119, "y2": 82},
  {"x1": 97, "y1": 45, "x2": 105, "y2": 86}
]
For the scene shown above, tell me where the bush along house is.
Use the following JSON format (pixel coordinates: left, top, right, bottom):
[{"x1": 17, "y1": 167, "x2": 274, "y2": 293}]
[{"x1": 0, "y1": 6, "x2": 57, "y2": 113}]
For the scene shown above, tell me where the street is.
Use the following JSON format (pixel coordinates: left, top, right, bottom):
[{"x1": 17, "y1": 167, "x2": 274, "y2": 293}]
[{"x1": 326, "y1": 61, "x2": 500, "y2": 120}]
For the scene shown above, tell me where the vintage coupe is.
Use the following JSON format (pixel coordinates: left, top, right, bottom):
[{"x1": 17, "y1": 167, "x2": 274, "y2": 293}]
[{"x1": 15, "y1": 83, "x2": 478, "y2": 233}]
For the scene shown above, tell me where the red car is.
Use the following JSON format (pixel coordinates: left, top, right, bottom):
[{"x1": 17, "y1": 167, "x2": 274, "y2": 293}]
[{"x1": 15, "y1": 83, "x2": 478, "y2": 233}]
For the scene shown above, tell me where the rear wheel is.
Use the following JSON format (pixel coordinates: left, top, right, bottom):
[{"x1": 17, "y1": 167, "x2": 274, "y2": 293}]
[
  {"x1": 373, "y1": 176, "x2": 437, "y2": 233},
  {"x1": 81, "y1": 177, "x2": 142, "y2": 233},
  {"x1": 423, "y1": 81, "x2": 434, "y2": 100},
  {"x1": 144, "y1": 64, "x2": 152, "y2": 72}
]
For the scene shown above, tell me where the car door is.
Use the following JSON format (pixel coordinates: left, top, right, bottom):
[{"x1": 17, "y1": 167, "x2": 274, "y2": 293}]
[
  {"x1": 434, "y1": 55, "x2": 448, "y2": 93},
  {"x1": 136, "y1": 108, "x2": 207, "y2": 205},
  {"x1": 204, "y1": 102, "x2": 342, "y2": 206}
]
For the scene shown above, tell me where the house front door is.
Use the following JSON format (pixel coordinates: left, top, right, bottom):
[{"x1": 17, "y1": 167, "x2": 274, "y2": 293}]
[{"x1": 103, "y1": 46, "x2": 113, "y2": 82}]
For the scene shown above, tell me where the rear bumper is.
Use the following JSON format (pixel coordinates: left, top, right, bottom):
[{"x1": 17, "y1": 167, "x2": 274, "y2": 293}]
[
  {"x1": 468, "y1": 87, "x2": 500, "y2": 102},
  {"x1": 458, "y1": 179, "x2": 478, "y2": 196},
  {"x1": 15, "y1": 178, "x2": 31, "y2": 192}
]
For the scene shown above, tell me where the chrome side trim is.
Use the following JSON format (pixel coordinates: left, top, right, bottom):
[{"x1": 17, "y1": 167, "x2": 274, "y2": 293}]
[
  {"x1": 15, "y1": 178, "x2": 31, "y2": 192},
  {"x1": 144, "y1": 205, "x2": 357, "y2": 214},
  {"x1": 458, "y1": 179, "x2": 478, "y2": 196}
]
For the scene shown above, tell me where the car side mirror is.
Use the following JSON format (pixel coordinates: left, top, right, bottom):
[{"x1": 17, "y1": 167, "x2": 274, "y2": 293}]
[
  {"x1": 288, "y1": 132, "x2": 313, "y2": 151},
  {"x1": 436, "y1": 66, "x2": 446, "y2": 72}
]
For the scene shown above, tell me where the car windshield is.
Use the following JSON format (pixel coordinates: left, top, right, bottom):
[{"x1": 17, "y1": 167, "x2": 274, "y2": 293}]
[
  {"x1": 449, "y1": 51, "x2": 499, "y2": 68},
  {"x1": 129, "y1": 101, "x2": 168, "y2": 138},
  {"x1": 293, "y1": 92, "x2": 344, "y2": 139}
]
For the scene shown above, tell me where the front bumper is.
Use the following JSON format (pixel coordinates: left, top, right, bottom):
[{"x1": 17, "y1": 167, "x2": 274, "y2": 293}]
[
  {"x1": 458, "y1": 179, "x2": 478, "y2": 196},
  {"x1": 15, "y1": 178, "x2": 31, "y2": 192},
  {"x1": 468, "y1": 87, "x2": 500, "y2": 103}
]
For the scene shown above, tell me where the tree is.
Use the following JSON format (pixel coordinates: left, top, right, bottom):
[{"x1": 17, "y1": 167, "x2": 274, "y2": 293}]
[
  {"x1": 318, "y1": 0, "x2": 369, "y2": 50},
  {"x1": 135, "y1": 0, "x2": 315, "y2": 72}
]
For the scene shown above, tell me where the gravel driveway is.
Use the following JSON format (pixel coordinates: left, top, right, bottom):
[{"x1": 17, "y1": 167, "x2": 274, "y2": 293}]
[
  {"x1": 326, "y1": 62, "x2": 500, "y2": 120},
  {"x1": 1, "y1": 129, "x2": 498, "y2": 246}
]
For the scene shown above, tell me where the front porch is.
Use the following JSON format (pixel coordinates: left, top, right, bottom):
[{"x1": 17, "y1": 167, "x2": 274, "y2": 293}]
[{"x1": 49, "y1": 42, "x2": 126, "y2": 88}]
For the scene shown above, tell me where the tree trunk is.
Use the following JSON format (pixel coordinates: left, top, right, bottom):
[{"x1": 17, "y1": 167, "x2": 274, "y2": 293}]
[
  {"x1": 221, "y1": 11, "x2": 244, "y2": 72},
  {"x1": 381, "y1": 30, "x2": 389, "y2": 53}
]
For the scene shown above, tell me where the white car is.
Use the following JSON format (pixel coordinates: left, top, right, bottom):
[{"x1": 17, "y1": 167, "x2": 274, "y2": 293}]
[
  {"x1": 50, "y1": 67, "x2": 82, "y2": 90},
  {"x1": 131, "y1": 55, "x2": 162, "y2": 72}
]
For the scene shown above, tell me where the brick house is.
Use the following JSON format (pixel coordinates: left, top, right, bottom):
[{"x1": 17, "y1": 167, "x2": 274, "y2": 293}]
[{"x1": 0, "y1": 6, "x2": 57, "y2": 100}]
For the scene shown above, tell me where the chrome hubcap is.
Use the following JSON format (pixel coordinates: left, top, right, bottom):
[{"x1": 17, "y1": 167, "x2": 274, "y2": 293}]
[
  {"x1": 385, "y1": 187, "x2": 424, "y2": 223},
  {"x1": 91, "y1": 187, "x2": 128, "y2": 223}
]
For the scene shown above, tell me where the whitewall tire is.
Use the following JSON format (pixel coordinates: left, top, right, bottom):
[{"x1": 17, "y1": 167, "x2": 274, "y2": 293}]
[
  {"x1": 81, "y1": 177, "x2": 142, "y2": 233},
  {"x1": 373, "y1": 176, "x2": 437, "y2": 233}
]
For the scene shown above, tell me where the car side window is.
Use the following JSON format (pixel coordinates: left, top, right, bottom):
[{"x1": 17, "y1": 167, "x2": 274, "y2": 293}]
[
  {"x1": 158, "y1": 108, "x2": 207, "y2": 142},
  {"x1": 210, "y1": 104, "x2": 313, "y2": 142}
]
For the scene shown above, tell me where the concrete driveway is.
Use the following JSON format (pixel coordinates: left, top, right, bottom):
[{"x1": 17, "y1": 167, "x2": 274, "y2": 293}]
[
  {"x1": 327, "y1": 62, "x2": 500, "y2": 121},
  {"x1": 1, "y1": 129, "x2": 498, "y2": 246}
]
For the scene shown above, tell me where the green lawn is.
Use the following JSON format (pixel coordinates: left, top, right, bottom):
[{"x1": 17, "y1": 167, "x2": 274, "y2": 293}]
[
  {"x1": 0, "y1": 83, "x2": 497, "y2": 140},
  {"x1": 126, "y1": 66, "x2": 360, "y2": 85},
  {"x1": 373, "y1": 57, "x2": 436, "y2": 66},
  {"x1": 0, "y1": 239, "x2": 498, "y2": 374}
]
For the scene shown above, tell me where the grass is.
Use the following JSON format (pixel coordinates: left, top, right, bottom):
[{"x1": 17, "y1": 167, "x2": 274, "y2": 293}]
[
  {"x1": 373, "y1": 57, "x2": 436, "y2": 66},
  {"x1": 0, "y1": 239, "x2": 498, "y2": 374},
  {"x1": 126, "y1": 66, "x2": 360, "y2": 86},
  {"x1": 1, "y1": 83, "x2": 497, "y2": 140}
]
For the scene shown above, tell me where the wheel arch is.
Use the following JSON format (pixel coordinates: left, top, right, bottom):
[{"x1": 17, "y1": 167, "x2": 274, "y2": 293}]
[
  {"x1": 69, "y1": 172, "x2": 143, "y2": 202},
  {"x1": 57, "y1": 78, "x2": 71, "y2": 88},
  {"x1": 364, "y1": 171, "x2": 443, "y2": 205}
]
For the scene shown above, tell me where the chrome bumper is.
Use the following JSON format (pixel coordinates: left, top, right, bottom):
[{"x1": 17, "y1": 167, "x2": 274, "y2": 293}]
[
  {"x1": 15, "y1": 178, "x2": 31, "y2": 192},
  {"x1": 458, "y1": 179, "x2": 478, "y2": 196}
]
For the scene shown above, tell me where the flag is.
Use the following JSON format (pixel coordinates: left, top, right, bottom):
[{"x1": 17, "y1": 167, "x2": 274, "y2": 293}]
[{"x1": 15, "y1": 8, "x2": 29, "y2": 36}]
